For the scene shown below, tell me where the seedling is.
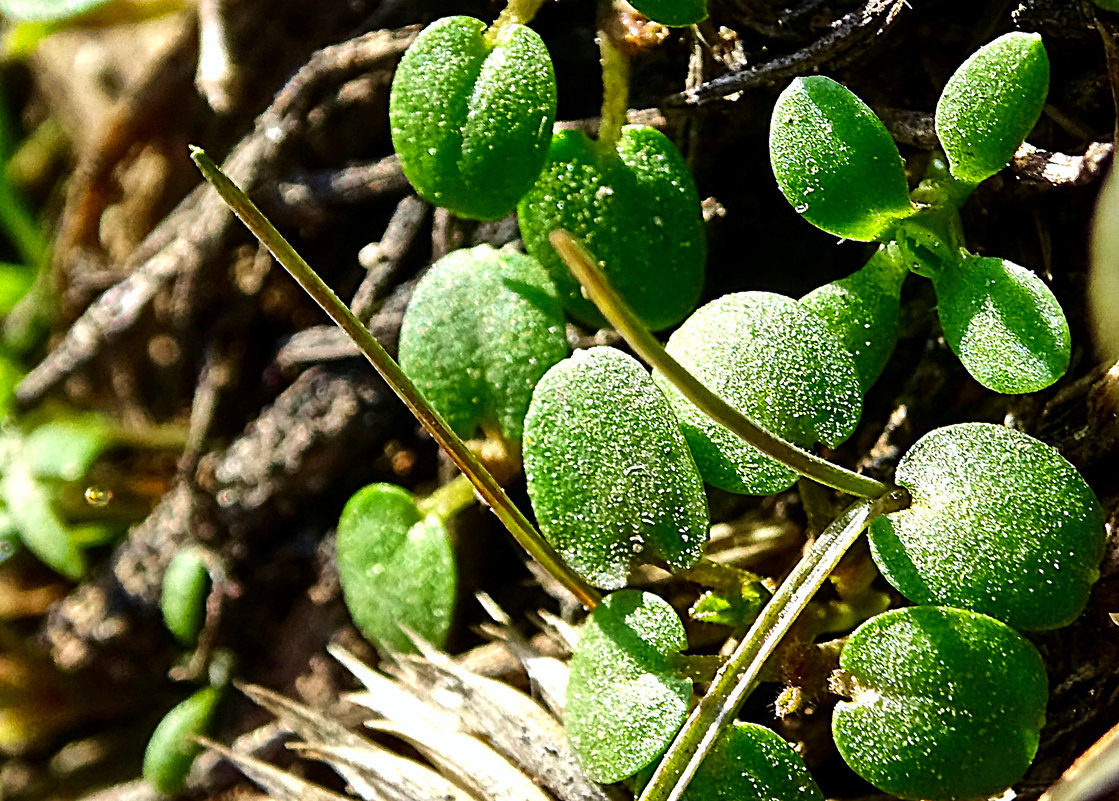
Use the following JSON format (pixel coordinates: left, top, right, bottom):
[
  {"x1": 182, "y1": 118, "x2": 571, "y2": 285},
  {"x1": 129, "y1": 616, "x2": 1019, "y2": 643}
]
[
  {"x1": 142, "y1": 684, "x2": 223, "y2": 795},
  {"x1": 161, "y1": 547, "x2": 213, "y2": 647},
  {"x1": 679, "y1": 722, "x2": 823, "y2": 801}
]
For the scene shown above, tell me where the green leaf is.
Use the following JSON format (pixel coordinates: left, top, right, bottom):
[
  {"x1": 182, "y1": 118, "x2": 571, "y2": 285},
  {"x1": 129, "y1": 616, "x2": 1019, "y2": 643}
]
[
  {"x1": 336, "y1": 484, "x2": 457, "y2": 654},
  {"x1": 518, "y1": 126, "x2": 706, "y2": 331},
  {"x1": 626, "y1": 0, "x2": 706, "y2": 26},
  {"x1": 142, "y1": 686, "x2": 222, "y2": 795},
  {"x1": 656, "y1": 292, "x2": 862, "y2": 495},
  {"x1": 566, "y1": 590, "x2": 691, "y2": 782},
  {"x1": 0, "y1": 0, "x2": 111, "y2": 22},
  {"x1": 868, "y1": 423, "x2": 1105, "y2": 630},
  {"x1": 933, "y1": 255, "x2": 1069, "y2": 393},
  {"x1": 523, "y1": 347, "x2": 709, "y2": 589},
  {"x1": 935, "y1": 32, "x2": 1049, "y2": 185},
  {"x1": 1, "y1": 461, "x2": 84, "y2": 579},
  {"x1": 398, "y1": 245, "x2": 568, "y2": 442},
  {"x1": 24, "y1": 416, "x2": 113, "y2": 481},
  {"x1": 833, "y1": 606, "x2": 1047, "y2": 801},
  {"x1": 1096, "y1": 0, "x2": 1119, "y2": 11},
  {"x1": 681, "y1": 722, "x2": 823, "y2": 801},
  {"x1": 800, "y1": 248, "x2": 908, "y2": 392},
  {"x1": 161, "y1": 547, "x2": 211, "y2": 646},
  {"x1": 389, "y1": 17, "x2": 556, "y2": 221},
  {"x1": 688, "y1": 586, "x2": 766, "y2": 627},
  {"x1": 770, "y1": 76, "x2": 913, "y2": 241}
]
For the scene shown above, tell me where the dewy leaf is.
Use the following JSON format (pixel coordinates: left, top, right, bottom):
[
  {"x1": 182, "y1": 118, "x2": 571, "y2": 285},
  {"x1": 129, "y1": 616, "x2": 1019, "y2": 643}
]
[
  {"x1": 565, "y1": 590, "x2": 691, "y2": 782},
  {"x1": 800, "y1": 247, "x2": 908, "y2": 392},
  {"x1": 522, "y1": 347, "x2": 709, "y2": 589},
  {"x1": 389, "y1": 17, "x2": 556, "y2": 221},
  {"x1": 518, "y1": 126, "x2": 706, "y2": 331},
  {"x1": 143, "y1": 686, "x2": 223, "y2": 795},
  {"x1": 833, "y1": 606, "x2": 1048, "y2": 801},
  {"x1": 656, "y1": 292, "x2": 862, "y2": 495},
  {"x1": 935, "y1": 32, "x2": 1049, "y2": 185},
  {"x1": 626, "y1": 0, "x2": 706, "y2": 26},
  {"x1": 399, "y1": 245, "x2": 568, "y2": 442},
  {"x1": 933, "y1": 255, "x2": 1070, "y2": 393},
  {"x1": 868, "y1": 423, "x2": 1105, "y2": 630},
  {"x1": 681, "y1": 722, "x2": 824, "y2": 801},
  {"x1": 770, "y1": 76, "x2": 913, "y2": 241},
  {"x1": 0, "y1": 0, "x2": 110, "y2": 21},
  {"x1": 336, "y1": 484, "x2": 457, "y2": 654}
]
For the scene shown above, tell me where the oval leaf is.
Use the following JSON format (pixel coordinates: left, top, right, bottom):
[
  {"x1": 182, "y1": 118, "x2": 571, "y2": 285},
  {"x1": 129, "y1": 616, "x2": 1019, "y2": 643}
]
[
  {"x1": 565, "y1": 590, "x2": 691, "y2": 782},
  {"x1": 935, "y1": 32, "x2": 1049, "y2": 185},
  {"x1": 934, "y1": 255, "x2": 1069, "y2": 393},
  {"x1": 161, "y1": 548, "x2": 212, "y2": 646},
  {"x1": 800, "y1": 248, "x2": 907, "y2": 392},
  {"x1": 656, "y1": 292, "x2": 862, "y2": 495},
  {"x1": 523, "y1": 347, "x2": 709, "y2": 589},
  {"x1": 337, "y1": 484, "x2": 457, "y2": 654},
  {"x1": 399, "y1": 245, "x2": 568, "y2": 442},
  {"x1": 682, "y1": 722, "x2": 823, "y2": 801},
  {"x1": 868, "y1": 422, "x2": 1105, "y2": 630},
  {"x1": 143, "y1": 686, "x2": 223, "y2": 795},
  {"x1": 626, "y1": 0, "x2": 706, "y2": 26},
  {"x1": 518, "y1": 126, "x2": 706, "y2": 331},
  {"x1": 389, "y1": 17, "x2": 556, "y2": 221},
  {"x1": 833, "y1": 606, "x2": 1047, "y2": 801},
  {"x1": 770, "y1": 76, "x2": 912, "y2": 241},
  {"x1": 1, "y1": 462, "x2": 84, "y2": 579}
]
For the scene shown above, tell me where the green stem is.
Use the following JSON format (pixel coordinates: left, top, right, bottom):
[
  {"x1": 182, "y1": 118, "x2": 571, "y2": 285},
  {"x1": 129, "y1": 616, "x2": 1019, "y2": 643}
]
[
  {"x1": 190, "y1": 147, "x2": 600, "y2": 611},
  {"x1": 679, "y1": 558, "x2": 761, "y2": 596},
  {"x1": 596, "y1": 31, "x2": 631, "y2": 152},
  {"x1": 550, "y1": 231, "x2": 892, "y2": 500},
  {"x1": 638, "y1": 488, "x2": 910, "y2": 801},
  {"x1": 489, "y1": 0, "x2": 548, "y2": 39},
  {"x1": 416, "y1": 474, "x2": 478, "y2": 522}
]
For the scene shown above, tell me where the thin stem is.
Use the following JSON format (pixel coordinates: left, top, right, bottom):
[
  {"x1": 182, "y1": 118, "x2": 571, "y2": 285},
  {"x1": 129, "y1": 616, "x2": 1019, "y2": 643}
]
[
  {"x1": 596, "y1": 29, "x2": 631, "y2": 152},
  {"x1": 489, "y1": 0, "x2": 549, "y2": 39},
  {"x1": 638, "y1": 488, "x2": 910, "y2": 801},
  {"x1": 190, "y1": 147, "x2": 600, "y2": 611},
  {"x1": 416, "y1": 474, "x2": 478, "y2": 522},
  {"x1": 550, "y1": 231, "x2": 892, "y2": 500}
]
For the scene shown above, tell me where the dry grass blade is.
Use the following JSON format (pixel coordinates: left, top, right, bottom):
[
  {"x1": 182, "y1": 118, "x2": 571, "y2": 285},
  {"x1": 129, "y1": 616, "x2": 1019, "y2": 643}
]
[
  {"x1": 476, "y1": 622, "x2": 569, "y2": 719},
  {"x1": 291, "y1": 742, "x2": 477, "y2": 801},
  {"x1": 199, "y1": 738, "x2": 354, "y2": 801}
]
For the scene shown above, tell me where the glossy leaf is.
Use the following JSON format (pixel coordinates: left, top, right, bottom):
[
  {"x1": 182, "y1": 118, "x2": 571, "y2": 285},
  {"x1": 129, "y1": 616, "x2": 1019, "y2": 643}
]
[
  {"x1": 0, "y1": 0, "x2": 110, "y2": 21},
  {"x1": 868, "y1": 423, "x2": 1105, "y2": 630},
  {"x1": 800, "y1": 248, "x2": 908, "y2": 392},
  {"x1": 627, "y1": 0, "x2": 706, "y2": 26},
  {"x1": 656, "y1": 292, "x2": 862, "y2": 495},
  {"x1": 935, "y1": 32, "x2": 1049, "y2": 185},
  {"x1": 336, "y1": 484, "x2": 456, "y2": 654},
  {"x1": 565, "y1": 590, "x2": 691, "y2": 782},
  {"x1": 770, "y1": 76, "x2": 912, "y2": 241},
  {"x1": 833, "y1": 606, "x2": 1047, "y2": 800},
  {"x1": 933, "y1": 255, "x2": 1069, "y2": 393},
  {"x1": 682, "y1": 722, "x2": 824, "y2": 801},
  {"x1": 523, "y1": 347, "x2": 709, "y2": 589},
  {"x1": 389, "y1": 16, "x2": 556, "y2": 220},
  {"x1": 399, "y1": 245, "x2": 568, "y2": 442},
  {"x1": 143, "y1": 686, "x2": 222, "y2": 795},
  {"x1": 161, "y1": 548, "x2": 211, "y2": 646},
  {"x1": 518, "y1": 126, "x2": 706, "y2": 331}
]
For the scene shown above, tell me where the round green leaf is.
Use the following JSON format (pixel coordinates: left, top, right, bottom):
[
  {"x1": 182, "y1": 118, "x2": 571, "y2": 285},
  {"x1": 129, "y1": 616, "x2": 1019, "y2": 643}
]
[
  {"x1": 566, "y1": 590, "x2": 691, "y2": 782},
  {"x1": 833, "y1": 606, "x2": 1047, "y2": 801},
  {"x1": 0, "y1": 0, "x2": 110, "y2": 21},
  {"x1": 399, "y1": 245, "x2": 568, "y2": 442},
  {"x1": 143, "y1": 686, "x2": 222, "y2": 795},
  {"x1": 523, "y1": 347, "x2": 709, "y2": 589},
  {"x1": 868, "y1": 422, "x2": 1105, "y2": 630},
  {"x1": 933, "y1": 255, "x2": 1069, "y2": 393},
  {"x1": 389, "y1": 17, "x2": 556, "y2": 221},
  {"x1": 337, "y1": 484, "x2": 457, "y2": 654},
  {"x1": 656, "y1": 292, "x2": 862, "y2": 495},
  {"x1": 626, "y1": 0, "x2": 706, "y2": 26},
  {"x1": 161, "y1": 548, "x2": 212, "y2": 646},
  {"x1": 770, "y1": 76, "x2": 913, "y2": 241},
  {"x1": 518, "y1": 126, "x2": 706, "y2": 331},
  {"x1": 682, "y1": 722, "x2": 823, "y2": 801},
  {"x1": 800, "y1": 248, "x2": 907, "y2": 392},
  {"x1": 935, "y1": 32, "x2": 1049, "y2": 185}
]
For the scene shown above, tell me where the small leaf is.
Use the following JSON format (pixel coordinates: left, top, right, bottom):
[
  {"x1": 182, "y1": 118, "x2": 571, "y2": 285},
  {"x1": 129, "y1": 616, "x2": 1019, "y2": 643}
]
[
  {"x1": 682, "y1": 722, "x2": 824, "y2": 801},
  {"x1": 688, "y1": 587, "x2": 766, "y2": 627},
  {"x1": 143, "y1": 686, "x2": 223, "y2": 795},
  {"x1": 626, "y1": 0, "x2": 706, "y2": 26},
  {"x1": 868, "y1": 423, "x2": 1105, "y2": 630},
  {"x1": 656, "y1": 292, "x2": 862, "y2": 495},
  {"x1": 935, "y1": 32, "x2": 1049, "y2": 185},
  {"x1": 336, "y1": 484, "x2": 457, "y2": 654},
  {"x1": 770, "y1": 76, "x2": 913, "y2": 241},
  {"x1": 800, "y1": 248, "x2": 908, "y2": 392},
  {"x1": 833, "y1": 606, "x2": 1047, "y2": 801},
  {"x1": 518, "y1": 126, "x2": 706, "y2": 331},
  {"x1": 523, "y1": 347, "x2": 709, "y2": 589},
  {"x1": 565, "y1": 590, "x2": 691, "y2": 782},
  {"x1": 933, "y1": 255, "x2": 1069, "y2": 393},
  {"x1": 1, "y1": 462, "x2": 84, "y2": 579},
  {"x1": 399, "y1": 245, "x2": 568, "y2": 442},
  {"x1": 1096, "y1": 0, "x2": 1119, "y2": 11},
  {"x1": 389, "y1": 17, "x2": 556, "y2": 220},
  {"x1": 161, "y1": 547, "x2": 212, "y2": 646},
  {"x1": 0, "y1": 0, "x2": 110, "y2": 21},
  {"x1": 24, "y1": 416, "x2": 113, "y2": 481}
]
